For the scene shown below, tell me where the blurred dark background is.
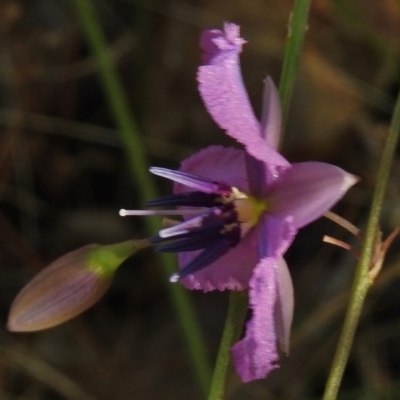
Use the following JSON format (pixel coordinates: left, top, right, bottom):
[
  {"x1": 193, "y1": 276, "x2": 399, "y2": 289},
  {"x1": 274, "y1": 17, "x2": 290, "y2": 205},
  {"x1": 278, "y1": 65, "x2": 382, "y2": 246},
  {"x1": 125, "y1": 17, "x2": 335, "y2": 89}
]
[{"x1": 0, "y1": 0, "x2": 400, "y2": 399}]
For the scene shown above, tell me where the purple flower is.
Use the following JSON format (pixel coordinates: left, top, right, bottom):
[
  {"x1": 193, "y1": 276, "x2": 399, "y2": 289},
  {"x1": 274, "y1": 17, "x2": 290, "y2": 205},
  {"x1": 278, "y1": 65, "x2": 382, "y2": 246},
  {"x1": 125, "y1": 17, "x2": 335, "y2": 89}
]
[{"x1": 122, "y1": 23, "x2": 357, "y2": 382}]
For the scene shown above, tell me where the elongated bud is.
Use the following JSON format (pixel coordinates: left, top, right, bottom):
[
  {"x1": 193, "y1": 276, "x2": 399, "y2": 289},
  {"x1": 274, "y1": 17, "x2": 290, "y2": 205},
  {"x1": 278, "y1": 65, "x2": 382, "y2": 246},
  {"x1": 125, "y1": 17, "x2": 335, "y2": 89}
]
[{"x1": 7, "y1": 239, "x2": 149, "y2": 332}]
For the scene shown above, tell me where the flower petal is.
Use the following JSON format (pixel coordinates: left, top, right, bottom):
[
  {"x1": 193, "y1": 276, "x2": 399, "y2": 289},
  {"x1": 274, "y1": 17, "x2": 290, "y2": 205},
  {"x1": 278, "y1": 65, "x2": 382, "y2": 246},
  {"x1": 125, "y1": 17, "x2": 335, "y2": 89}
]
[
  {"x1": 257, "y1": 217, "x2": 295, "y2": 355},
  {"x1": 259, "y1": 213, "x2": 297, "y2": 258},
  {"x1": 245, "y1": 155, "x2": 267, "y2": 198},
  {"x1": 261, "y1": 77, "x2": 282, "y2": 149},
  {"x1": 197, "y1": 23, "x2": 289, "y2": 168},
  {"x1": 231, "y1": 257, "x2": 279, "y2": 382},
  {"x1": 178, "y1": 227, "x2": 258, "y2": 291},
  {"x1": 175, "y1": 146, "x2": 250, "y2": 194},
  {"x1": 274, "y1": 258, "x2": 294, "y2": 354},
  {"x1": 269, "y1": 162, "x2": 359, "y2": 228}
]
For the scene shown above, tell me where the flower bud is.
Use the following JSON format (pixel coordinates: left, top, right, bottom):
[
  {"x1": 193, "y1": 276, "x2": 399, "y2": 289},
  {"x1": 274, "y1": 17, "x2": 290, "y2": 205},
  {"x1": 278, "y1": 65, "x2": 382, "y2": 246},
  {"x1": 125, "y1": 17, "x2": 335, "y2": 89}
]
[{"x1": 7, "y1": 240, "x2": 149, "y2": 332}]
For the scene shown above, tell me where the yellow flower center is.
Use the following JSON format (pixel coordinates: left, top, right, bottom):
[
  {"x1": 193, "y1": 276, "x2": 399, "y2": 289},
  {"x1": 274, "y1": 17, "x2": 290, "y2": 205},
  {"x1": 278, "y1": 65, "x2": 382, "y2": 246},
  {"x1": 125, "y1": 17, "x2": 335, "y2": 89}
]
[{"x1": 227, "y1": 187, "x2": 268, "y2": 227}]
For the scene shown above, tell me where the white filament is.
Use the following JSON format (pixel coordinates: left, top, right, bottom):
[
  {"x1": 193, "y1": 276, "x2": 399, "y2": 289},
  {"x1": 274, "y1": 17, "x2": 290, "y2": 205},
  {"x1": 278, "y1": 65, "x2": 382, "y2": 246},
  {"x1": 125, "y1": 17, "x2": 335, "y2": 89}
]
[
  {"x1": 158, "y1": 212, "x2": 207, "y2": 238},
  {"x1": 119, "y1": 209, "x2": 206, "y2": 217}
]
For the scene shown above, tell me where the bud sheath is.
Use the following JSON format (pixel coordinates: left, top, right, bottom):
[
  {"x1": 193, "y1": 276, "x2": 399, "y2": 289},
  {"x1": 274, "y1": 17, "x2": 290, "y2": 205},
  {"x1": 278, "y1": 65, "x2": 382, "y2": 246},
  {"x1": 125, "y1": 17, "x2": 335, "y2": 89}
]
[{"x1": 8, "y1": 240, "x2": 148, "y2": 332}]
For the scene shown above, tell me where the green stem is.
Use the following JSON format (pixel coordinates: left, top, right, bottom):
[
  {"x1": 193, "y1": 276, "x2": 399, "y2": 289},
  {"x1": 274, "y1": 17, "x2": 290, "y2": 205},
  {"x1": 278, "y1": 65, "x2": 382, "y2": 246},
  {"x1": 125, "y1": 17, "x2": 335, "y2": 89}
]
[
  {"x1": 278, "y1": 0, "x2": 312, "y2": 135},
  {"x1": 135, "y1": 0, "x2": 152, "y2": 125},
  {"x1": 207, "y1": 292, "x2": 248, "y2": 400},
  {"x1": 322, "y1": 82, "x2": 400, "y2": 400},
  {"x1": 72, "y1": 0, "x2": 211, "y2": 395}
]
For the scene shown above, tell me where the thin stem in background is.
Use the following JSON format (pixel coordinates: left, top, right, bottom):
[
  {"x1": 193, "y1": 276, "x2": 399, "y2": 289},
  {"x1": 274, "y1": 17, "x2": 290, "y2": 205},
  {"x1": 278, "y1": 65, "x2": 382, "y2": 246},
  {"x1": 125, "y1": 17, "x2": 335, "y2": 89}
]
[
  {"x1": 72, "y1": 0, "x2": 211, "y2": 395},
  {"x1": 278, "y1": 0, "x2": 312, "y2": 137},
  {"x1": 322, "y1": 78, "x2": 400, "y2": 400},
  {"x1": 1, "y1": 331, "x2": 95, "y2": 400},
  {"x1": 207, "y1": 2, "x2": 312, "y2": 398},
  {"x1": 135, "y1": 0, "x2": 153, "y2": 125},
  {"x1": 207, "y1": 292, "x2": 248, "y2": 400}
]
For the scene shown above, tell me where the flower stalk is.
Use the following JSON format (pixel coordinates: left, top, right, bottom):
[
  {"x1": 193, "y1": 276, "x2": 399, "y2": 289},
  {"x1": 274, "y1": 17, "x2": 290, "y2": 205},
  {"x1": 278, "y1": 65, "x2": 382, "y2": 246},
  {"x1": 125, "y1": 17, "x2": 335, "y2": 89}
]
[
  {"x1": 322, "y1": 84, "x2": 400, "y2": 400},
  {"x1": 278, "y1": 0, "x2": 312, "y2": 135},
  {"x1": 207, "y1": 292, "x2": 248, "y2": 400}
]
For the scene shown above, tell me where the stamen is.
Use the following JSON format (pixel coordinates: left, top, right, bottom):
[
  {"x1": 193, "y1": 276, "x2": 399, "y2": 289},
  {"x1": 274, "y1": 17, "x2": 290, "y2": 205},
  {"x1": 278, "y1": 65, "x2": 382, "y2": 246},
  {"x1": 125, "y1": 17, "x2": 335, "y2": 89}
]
[
  {"x1": 149, "y1": 167, "x2": 231, "y2": 195},
  {"x1": 119, "y1": 209, "x2": 207, "y2": 217},
  {"x1": 151, "y1": 217, "x2": 228, "y2": 245},
  {"x1": 147, "y1": 191, "x2": 219, "y2": 208},
  {"x1": 155, "y1": 221, "x2": 227, "y2": 252},
  {"x1": 156, "y1": 230, "x2": 221, "y2": 252},
  {"x1": 119, "y1": 166, "x2": 258, "y2": 281},
  {"x1": 323, "y1": 235, "x2": 360, "y2": 257},
  {"x1": 158, "y1": 208, "x2": 223, "y2": 238},
  {"x1": 324, "y1": 211, "x2": 362, "y2": 239},
  {"x1": 169, "y1": 238, "x2": 233, "y2": 282}
]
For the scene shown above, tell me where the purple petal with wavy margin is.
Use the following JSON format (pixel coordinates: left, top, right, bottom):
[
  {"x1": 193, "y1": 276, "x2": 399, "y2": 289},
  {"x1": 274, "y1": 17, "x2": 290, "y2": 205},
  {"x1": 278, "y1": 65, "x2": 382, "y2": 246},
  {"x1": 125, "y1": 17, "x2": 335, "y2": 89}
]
[
  {"x1": 259, "y1": 215, "x2": 295, "y2": 354},
  {"x1": 231, "y1": 257, "x2": 279, "y2": 382},
  {"x1": 259, "y1": 213, "x2": 297, "y2": 259},
  {"x1": 197, "y1": 23, "x2": 289, "y2": 168},
  {"x1": 269, "y1": 162, "x2": 359, "y2": 228}
]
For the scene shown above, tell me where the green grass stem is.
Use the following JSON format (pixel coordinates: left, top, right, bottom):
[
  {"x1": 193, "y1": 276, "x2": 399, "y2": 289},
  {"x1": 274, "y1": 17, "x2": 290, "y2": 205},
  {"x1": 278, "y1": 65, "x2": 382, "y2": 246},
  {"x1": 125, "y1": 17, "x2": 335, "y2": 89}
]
[
  {"x1": 278, "y1": 0, "x2": 312, "y2": 135},
  {"x1": 72, "y1": 0, "x2": 211, "y2": 395},
  {"x1": 322, "y1": 68, "x2": 400, "y2": 400},
  {"x1": 207, "y1": 292, "x2": 248, "y2": 400}
]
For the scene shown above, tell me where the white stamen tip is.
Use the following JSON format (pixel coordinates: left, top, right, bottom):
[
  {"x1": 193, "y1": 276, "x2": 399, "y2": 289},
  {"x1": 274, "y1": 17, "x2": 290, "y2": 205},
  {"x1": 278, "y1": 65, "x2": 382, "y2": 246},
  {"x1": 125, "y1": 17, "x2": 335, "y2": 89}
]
[
  {"x1": 169, "y1": 273, "x2": 180, "y2": 283},
  {"x1": 160, "y1": 229, "x2": 188, "y2": 238},
  {"x1": 119, "y1": 209, "x2": 127, "y2": 217}
]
